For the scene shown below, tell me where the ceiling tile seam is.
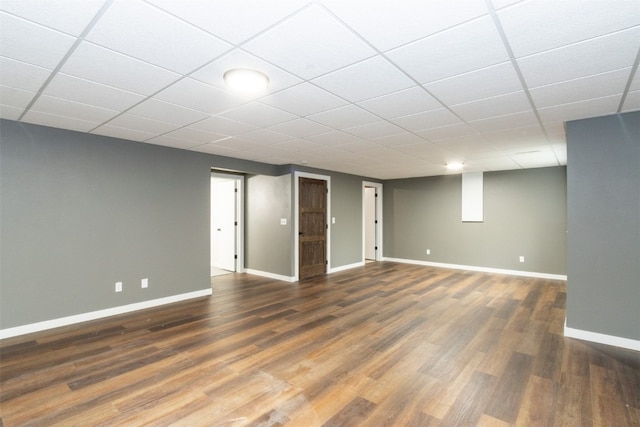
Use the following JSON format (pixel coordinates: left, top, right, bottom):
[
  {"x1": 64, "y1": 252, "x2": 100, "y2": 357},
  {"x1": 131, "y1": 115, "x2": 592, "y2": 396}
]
[
  {"x1": 617, "y1": 46, "x2": 640, "y2": 113},
  {"x1": 313, "y1": 3, "x2": 484, "y2": 162},
  {"x1": 87, "y1": 4, "x2": 323, "y2": 133},
  {"x1": 16, "y1": 0, "x2": 116, "y2": 122},
  {"x1": 484, "y1": 0, "x2": 556, "y2": 167},
  {"x1": 142, "y1": 0, "x2": 313, "y2": 50},
  {"x1": 512, "y1": 24, "x2": 640, "y2": 62},
  {"x1": 317, "y1": 2, "x2": 480, "y2": 125}
]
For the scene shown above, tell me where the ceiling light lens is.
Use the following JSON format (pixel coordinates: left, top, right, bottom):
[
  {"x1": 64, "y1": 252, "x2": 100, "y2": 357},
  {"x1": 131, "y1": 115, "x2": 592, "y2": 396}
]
[
  {"x1": 224, "y1": 68, "x2": 269, "y2": 94},
  {"x1": 446, "y1": 162, "x2": 464, "y2": 170}
]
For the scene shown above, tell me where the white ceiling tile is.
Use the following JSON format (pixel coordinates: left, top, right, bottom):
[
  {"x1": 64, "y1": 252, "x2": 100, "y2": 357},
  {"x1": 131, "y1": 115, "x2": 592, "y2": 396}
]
[
  {"x1": 425, "y1": 61, "x2": 523, "y2": 105},
  {"x1": 61, "y1": 42, "x2": 181, "y2": 96},
  {"x1": 31, "y1": 95, "x2": 118, "y2": 123},
  {"x1": 243, "y1": 4, "x2": 376, "y2": 80},
  {"x1": 538, "y1": 95, "x2": 621, "y2": 124},
  {"x1": 190, "y1": 142, "x2": 240, "y2": 156},
  {"x1": 339, "y1": 140, "x2": 384, "y2": 153},
  {"x1": 622, "y1": 91, "x2": 640, "y2": 113},
  {"x1": 308, "y1": 104, "x2": 379, "y2": 129},
  {"x1": 155, "y1": 78, "x2": 245, "y2": 115},
  {"x1": 371, "y1": 132, "x2": 426, "y2": 148},
  {"x1": 269, "y1": 139, "x2": 326, "y2": 154},
  {"x1": 530, "y1": 68, "x2": 631, "y2": 109},
  {"x1": 312, "y1": 55, "x2": 415, "y2": 102},
  {"x1": 220, "y1": 102, "x2": 297, "y2": 127},
  {"x1": 498, "y1": 0, "x2": 640, "y2": 58},
  {"x1": 211, "y1": 137, "x2": 265, "y2": 151},
  {"x1": 0, "y1": 57, "x2": 51, "y2": 91},
  {"x1": 86, "y1": 0, "x2": 231, "y2": 75},
  {"x1": 127, "y1": 99, "x2": 210, "y2": 125},
  {"x1": 387, "y1": 16, "x2": 510, "y2": 84},
  {"x1": 234, "y1": 129, "x2": 294, "y2": 145},
  {"x1": 630, "y1": 71, "x2": 640, "y2": 91},
  {"x1": 0, "y1": 85, "x2": 35, "y2": 109},
  {"x1": 392, "y1": 108, "x2": 463, "y2": 132},
  {"x1": 0, "y1": 104, "x2": 23, "y2": 120},
  {"x1": 191, "y1": 50, "x2": 302, "y2": 94},
  {"x1": 144, "y1": 137, "x2": 202, "y2": 150},
  {"x1": 268, "y1": 118, "x2": 332, "y2": 138},
  {"x1": 147, "y1": 0, "x2": 307, "y2": 45},
  {"x1": 415, "y1": 123, "x2": 478, "y2": 141},
  {"x1": 305, "y1": 131, "x2": 365, "y2": 146},
  {"x1": 358, "y1": 86, "x2": 442, "y2": 119},
  {"x1": 0, "y1": 0, "x2": 106, "y2": 36},
  {"x1": 434, "y1": 137, "x2": 496, "y2": 155},
  {"x1": 469, "y1": 110, "x2": 540, "y2": 133},
  {"x1": 0, "y1": 12, "x2": 76, "y2": 68},
  {"x1": 470, "y1": 156, "x2": 520, "y2": 171},
  {"x1": 260, "y1": 83, "x2": 347, "y2": 117},
  {"x1": 395, "y1": 141, "x2": 453, "y2": 160},
  {"x1": 103, "y1": 113, "x2": 180, "y2": 135},
  {"x1": 44, "y1": 73, "x2": 145, "y2": 111},
  {"x1": 450, "y1": 91, "x2": 532, "y2": 122},
  {"x1": 508, "y1": 149, "x2": 559, "y2": 168},
  {"x1": 490, "y1": 0, "x2": 524, "y2": 10},
  {"x1": 22, "y1": 110, "x2": 101, "y2": 132},
  {"x1": 479, "y1": 125, "x2": 547, "y2": 146},
  {"x1": 147, "y1": 127, "x2": 225, "y2": 147},
  {"x1": 188, "y1": 116, "x2": 257, "y2": 136},
  {"x1": 324, "y1": 0, "x2": 488, "y2": 51},
  {"x1": 344, "y1": 121, "x2": 405, "y2": 140},
  {"x1": 91, "y1": 125, "x2": 162, "y2": 141},
  {"x1": 518, "y1": 27, "x2": 640, "y2": 88}
]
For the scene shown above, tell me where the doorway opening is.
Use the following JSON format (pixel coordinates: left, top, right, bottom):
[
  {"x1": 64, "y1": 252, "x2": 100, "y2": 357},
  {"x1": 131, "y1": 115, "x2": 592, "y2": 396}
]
[
  {"x1": 210, "y1": 172, "x2": 244, "y2": 277},
  {"x1": 363, "y1": 181, "x2": 383, "y2": 262},
  {"x1": 294, "y1": 171, "x2": 330, "y2": 281}
]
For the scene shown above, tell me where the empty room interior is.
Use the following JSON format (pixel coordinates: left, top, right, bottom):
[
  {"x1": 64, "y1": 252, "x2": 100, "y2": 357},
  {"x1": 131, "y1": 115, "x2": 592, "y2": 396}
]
[{"x1": 1, "y1": 1, "x2": 639, "y2": 426}]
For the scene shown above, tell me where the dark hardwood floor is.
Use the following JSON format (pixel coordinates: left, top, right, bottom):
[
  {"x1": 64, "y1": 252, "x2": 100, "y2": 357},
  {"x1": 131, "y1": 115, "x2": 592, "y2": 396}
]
[{"x1": 1, "y1": 262, "x2": 639, "y2": 426}]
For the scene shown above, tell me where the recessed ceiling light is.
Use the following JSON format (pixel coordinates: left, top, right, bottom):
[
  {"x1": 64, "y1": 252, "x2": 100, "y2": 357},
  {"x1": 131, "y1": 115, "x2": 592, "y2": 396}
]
[
  {"x1": 223, "y1": 68, "x2": 269, "y2": 94},
  {"x1": 446, "y1": 161, "x2": 464, "y2": 170}
]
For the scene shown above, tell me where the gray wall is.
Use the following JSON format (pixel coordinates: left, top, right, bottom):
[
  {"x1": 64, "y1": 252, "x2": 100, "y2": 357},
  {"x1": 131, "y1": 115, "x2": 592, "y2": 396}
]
[
  {"x1": 0, "y1": 120, "x2": 278, "y2": 329},
  {"x1": 566, "y1": 111, "x2": 640, "y2": 341},
  {"x1": 245, "y1": 174, "x2": 292, "y2": 277},
  {"x1": 384, "y1": 167, "x2": 567, "y2": 275}
]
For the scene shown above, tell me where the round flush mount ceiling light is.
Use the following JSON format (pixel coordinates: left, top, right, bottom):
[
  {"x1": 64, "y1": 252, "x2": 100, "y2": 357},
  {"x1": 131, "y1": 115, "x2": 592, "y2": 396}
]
[
  {"x1": 223, "y1": 68, "x2": 269, "y2": 94},
  {"x1": 446, "y1": 161, "x2": 464, "y2": 171}
]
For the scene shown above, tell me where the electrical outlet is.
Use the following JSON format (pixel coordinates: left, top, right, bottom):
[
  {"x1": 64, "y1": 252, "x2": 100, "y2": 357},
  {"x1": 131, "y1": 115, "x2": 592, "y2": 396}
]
[
  {"x1": 519, "y1": 256, "x2": 525, "y2": 263},
  {"x1": 115, "y1": 281, "x2": 123, "y2": 292},
  {"x1": 426, "y1": 249, "x2": 431, "y2": 255},
  {"x1": 141, "y1": 278, "x2": 148, "y2": 289}
]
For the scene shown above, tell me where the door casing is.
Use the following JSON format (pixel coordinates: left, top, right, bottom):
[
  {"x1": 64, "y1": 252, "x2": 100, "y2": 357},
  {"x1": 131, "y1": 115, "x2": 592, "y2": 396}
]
[{"x1": 294, "y1": 171, "x2": 330, "y2": 281}]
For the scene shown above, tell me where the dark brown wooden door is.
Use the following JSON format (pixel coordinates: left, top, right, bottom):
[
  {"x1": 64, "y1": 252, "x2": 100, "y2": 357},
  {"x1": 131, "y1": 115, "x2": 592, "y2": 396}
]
[{"x1": 299, "y1": 177, "x2": 327, "y2": 280}]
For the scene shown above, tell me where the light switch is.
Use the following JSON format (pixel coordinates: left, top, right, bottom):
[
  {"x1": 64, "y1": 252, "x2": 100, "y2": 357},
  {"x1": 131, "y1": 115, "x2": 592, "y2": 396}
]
[
  {"x1": 280, "y1": 218, "x2": 287, "y2": 225},
  {"x1": 332, "y1": 217, "x2": 336, "y2": 224}
]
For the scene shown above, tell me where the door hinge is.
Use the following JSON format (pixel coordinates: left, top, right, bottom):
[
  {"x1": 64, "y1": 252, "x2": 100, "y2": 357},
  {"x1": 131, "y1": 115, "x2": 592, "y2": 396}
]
[
  {"x1": 375, "y1": 193, "x2": 378, "y2": 197},
  {"x1": 375, "y1": 246, "x2": 378, "y2": 250},
  {"x1": 234, "y1": 255, "x2": 238, "y2": 259},
  {"x1": 375, "y1": 220, "x2": 378, "y2": 224},
  {"x1": 234, "y1": 221, "x2": 238, "y2": 226},
  {"x1": 234, "y1": 188, "x2": 238, "y2": 193}
]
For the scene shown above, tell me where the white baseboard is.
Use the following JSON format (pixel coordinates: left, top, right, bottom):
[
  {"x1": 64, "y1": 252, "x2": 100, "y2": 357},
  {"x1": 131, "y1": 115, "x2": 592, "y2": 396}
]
[
  {"x1": 564, "y1": 321, "x2": 640, "y2": 352},
  {"x1": 329, "y1": 261, "x2": 365, "y2": 274},
  {"x1": 245, "y1": 269, "x2": 295, "y2": 283},
  {"x1": 382, "y1": 257, "x2": 567, "y2": 281},
  {"x1": 0, "y1": 288, "x2": 212, "y2": 340}
]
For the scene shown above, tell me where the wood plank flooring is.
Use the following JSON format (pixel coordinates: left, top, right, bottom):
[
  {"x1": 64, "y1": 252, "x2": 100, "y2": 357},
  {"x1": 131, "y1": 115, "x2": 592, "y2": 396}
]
[{"x1": 1, "y1": 262, "x2": 639, "y2": 426}]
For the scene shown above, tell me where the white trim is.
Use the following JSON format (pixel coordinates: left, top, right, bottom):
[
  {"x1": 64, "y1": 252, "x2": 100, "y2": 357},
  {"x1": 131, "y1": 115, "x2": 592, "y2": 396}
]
[
  {"x1": 329, "y1": 261, "x2": 364, "y2": 274},
  {"x1": 382, "y1": 257, "x2": 567, "y2": 280},
  {"x1": 245, "y1": 268, "x2": 296, "y2": 283},
  {"x1": 564, "y1": 320, "x2": 640, "y2": 352},
  {"x1": 294, "y1": 171, "x2": 331, "y2": 281},
  {"x1": 362, "y1": 181, "x2": 383, "y2": 262},
  {"x1": 0, "y1": 289, "x2": 212, "y2": 340},
  {"x1": 211, "y1": 172, "x2": 245, "y2": 274}
]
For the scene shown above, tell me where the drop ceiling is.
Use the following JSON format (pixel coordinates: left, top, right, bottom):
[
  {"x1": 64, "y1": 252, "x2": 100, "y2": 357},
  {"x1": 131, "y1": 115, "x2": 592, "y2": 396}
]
[{"x1": 1, "y1": 0, "x2": 638, "y2": 179}]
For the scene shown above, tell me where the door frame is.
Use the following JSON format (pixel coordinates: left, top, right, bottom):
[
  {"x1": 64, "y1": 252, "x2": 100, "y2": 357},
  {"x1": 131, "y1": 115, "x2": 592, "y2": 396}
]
[
  {"x1": 211, "y1": 172, "x2": 245, "y2": 273},
  {"x1": 362, "y1": 181, "x2": 383, "y2": 262},
  {"x1": 294, "y1": 171, "x2": 330, "y2": 281}
]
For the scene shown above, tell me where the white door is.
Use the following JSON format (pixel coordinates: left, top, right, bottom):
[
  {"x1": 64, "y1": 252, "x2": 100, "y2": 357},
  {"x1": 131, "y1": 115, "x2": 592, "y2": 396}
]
[
  {"x1": 365, "y1": 187, "x2": 376, "y2": 260},
  {"x1": 211, "y1": 178, "x2": 236, "y2": 272}
]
